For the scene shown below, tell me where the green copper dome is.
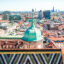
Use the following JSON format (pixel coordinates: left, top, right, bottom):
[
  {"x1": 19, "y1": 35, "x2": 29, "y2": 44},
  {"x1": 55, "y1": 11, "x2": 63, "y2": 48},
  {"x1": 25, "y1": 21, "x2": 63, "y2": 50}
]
[
  {"x1": 21, "y1": 10, "x2": 43, "y2": 42},
  {"x1": 22, "y1": 22, "x2": 43, "y2": 42}
]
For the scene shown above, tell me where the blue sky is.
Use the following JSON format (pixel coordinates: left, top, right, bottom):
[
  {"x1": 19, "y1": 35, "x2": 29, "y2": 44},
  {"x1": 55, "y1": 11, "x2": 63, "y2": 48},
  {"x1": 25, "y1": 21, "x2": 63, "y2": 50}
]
[{"x1": 0, "y1": 0, "x2": 64, "y2": 11}]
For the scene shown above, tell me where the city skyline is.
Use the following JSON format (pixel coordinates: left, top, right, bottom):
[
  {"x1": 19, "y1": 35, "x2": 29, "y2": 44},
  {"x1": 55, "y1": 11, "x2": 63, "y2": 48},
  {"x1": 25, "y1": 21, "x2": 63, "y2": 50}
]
[{"x1": 0, "y1": 0, "x2": 64, "y2": 11}]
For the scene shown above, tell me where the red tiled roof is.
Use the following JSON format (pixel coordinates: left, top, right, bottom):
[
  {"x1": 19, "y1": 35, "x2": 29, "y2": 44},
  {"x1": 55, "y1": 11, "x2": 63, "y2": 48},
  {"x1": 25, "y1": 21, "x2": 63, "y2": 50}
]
[
  {"x1": 46, "y1": 42, "x2": 57, "y2": 48},
  {"x1": 18, "y1": 21, "x2": 23, "y2": 24},
  {"x1": 0, "y1": 20, "x2": 9, "y2": 22},
  {"x1": 49, "y1": 37, "x2": 64, "y2": 40}
]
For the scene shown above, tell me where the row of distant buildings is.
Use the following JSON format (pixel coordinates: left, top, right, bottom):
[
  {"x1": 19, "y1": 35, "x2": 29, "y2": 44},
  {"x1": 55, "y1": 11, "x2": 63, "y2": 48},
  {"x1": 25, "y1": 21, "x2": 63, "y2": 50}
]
[
  {"x1": 0, "y1": 7, "x2": 56, "y2": 22},
  {"x1": 0, "y1": 10, "x2": 50, "y2": 20}
]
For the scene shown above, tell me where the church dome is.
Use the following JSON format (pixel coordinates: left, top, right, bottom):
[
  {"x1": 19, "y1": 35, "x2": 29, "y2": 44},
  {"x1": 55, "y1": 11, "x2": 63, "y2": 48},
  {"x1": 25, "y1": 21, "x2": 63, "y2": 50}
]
[
  {"x1": 22, "y1": 9, "x2": 43, "y2": 42},
  {"x1": 22, "y1": 22, "x2": 43, "y2": 42}
]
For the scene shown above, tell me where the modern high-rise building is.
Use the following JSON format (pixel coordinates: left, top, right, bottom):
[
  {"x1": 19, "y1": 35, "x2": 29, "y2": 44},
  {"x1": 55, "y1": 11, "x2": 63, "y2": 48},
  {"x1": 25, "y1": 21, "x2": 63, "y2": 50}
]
[
  {"x1": 43, "y1": 10, "x2": 50, "y2": 19},
  {"x1": 38, "y1": 10, "x2": 43, "y2": 20},
  {"x1": 52, "y1": 6, "x2": 55, "y2": 12}
]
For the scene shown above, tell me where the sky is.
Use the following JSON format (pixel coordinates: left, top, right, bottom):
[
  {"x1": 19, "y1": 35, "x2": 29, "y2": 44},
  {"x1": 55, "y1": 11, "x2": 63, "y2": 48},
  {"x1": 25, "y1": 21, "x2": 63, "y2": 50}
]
[{"x1": 0, "y1": 0, "x2": 64, "y2": 11}]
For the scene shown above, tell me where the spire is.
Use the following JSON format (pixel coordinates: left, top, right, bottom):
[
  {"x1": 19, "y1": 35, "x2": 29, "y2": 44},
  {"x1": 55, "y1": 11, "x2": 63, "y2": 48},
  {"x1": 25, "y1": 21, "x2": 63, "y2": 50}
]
[
  {"x1": 31, "y1": 9, "x2": 35, "y2": 28},
  {"x1": 32, "y1": 9, "x2": 34, "y2": 22}
]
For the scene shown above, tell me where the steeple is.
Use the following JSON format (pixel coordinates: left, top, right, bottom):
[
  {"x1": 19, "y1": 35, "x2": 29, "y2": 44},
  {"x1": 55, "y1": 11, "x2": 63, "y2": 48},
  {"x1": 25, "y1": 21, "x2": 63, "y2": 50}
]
[
  {"x1": 32, "y1": 9, "x2": 34, "y2": 23},
  {"x1": 31, "y1": 9, "x2": 35, "y2": 28}
]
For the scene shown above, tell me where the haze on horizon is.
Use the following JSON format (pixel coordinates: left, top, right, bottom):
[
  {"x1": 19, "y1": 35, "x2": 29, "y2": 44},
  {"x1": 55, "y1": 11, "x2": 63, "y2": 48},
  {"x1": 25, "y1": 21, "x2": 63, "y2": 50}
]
[{"x1": 0, "y1": 0, "x2": 64, "y2": 11}]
